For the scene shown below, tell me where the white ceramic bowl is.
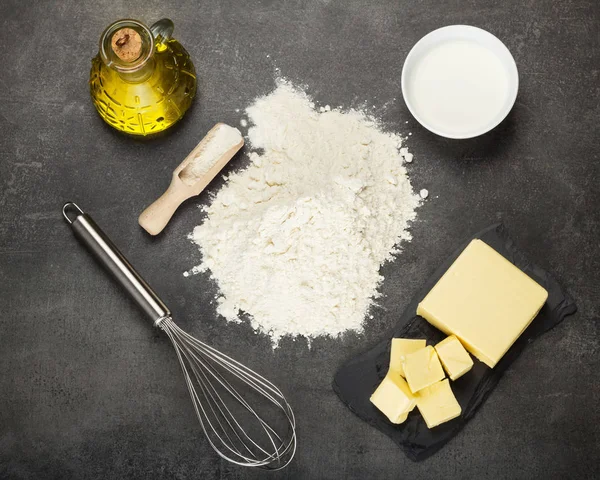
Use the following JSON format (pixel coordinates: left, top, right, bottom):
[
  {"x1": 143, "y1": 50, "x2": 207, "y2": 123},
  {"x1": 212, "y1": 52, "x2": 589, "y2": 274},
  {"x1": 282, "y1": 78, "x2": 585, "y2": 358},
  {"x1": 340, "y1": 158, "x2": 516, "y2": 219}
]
[{"x1": 401, "y1": 25, "x2": 519, "y2": 139}]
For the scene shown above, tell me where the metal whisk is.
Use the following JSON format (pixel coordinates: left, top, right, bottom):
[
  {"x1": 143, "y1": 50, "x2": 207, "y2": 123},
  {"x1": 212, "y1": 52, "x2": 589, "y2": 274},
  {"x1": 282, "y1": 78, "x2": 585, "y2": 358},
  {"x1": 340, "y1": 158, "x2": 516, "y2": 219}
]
[{"x1": 63, "y1": 203, "x2": 296, "y2": 469}]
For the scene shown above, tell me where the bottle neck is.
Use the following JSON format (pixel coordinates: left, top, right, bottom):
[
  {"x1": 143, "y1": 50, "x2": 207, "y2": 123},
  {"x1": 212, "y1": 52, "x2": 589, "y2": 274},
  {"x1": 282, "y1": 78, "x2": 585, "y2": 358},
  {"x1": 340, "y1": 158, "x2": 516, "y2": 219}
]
[{"x1": 99, "y1": 19, "x2": 155, "y2": 83}]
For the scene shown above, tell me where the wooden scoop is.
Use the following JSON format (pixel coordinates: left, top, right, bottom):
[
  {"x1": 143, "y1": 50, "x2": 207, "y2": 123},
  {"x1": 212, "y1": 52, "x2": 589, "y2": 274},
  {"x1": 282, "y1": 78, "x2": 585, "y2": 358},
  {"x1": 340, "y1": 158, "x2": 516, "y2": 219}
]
[{"x1": 139, "y1": 123, "x2": 244, "y2": 235}]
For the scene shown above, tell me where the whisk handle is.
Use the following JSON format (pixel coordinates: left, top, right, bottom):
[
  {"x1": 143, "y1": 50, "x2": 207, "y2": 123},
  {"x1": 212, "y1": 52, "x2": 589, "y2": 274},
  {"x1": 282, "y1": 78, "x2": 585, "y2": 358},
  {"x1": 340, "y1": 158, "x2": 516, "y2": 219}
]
[{"x1": 63, "y1": 202, "x2": 171, "y2": 326}]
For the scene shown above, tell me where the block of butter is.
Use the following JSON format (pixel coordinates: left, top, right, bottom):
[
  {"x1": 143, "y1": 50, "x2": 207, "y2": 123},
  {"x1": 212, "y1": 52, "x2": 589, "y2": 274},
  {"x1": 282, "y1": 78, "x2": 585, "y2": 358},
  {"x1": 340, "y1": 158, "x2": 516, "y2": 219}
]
[
  {"x1": 435, "y1": 335, "x2": 473, "y2": 381},
  {"x1": 417, "y1": 239, "x2": 548, "y2": 368},
  {"x1": 370, "y1": 371, "x2": 416, "y2": 424},
  {"x1": 403, "y1": 346, "x2": 445, "y2": 394},
  {"x1": 416, "y1": 378, "x2": 461, "y2": 428},
  {"x1": 390, "y1": 338, "x2": 426, "y2": 377}
]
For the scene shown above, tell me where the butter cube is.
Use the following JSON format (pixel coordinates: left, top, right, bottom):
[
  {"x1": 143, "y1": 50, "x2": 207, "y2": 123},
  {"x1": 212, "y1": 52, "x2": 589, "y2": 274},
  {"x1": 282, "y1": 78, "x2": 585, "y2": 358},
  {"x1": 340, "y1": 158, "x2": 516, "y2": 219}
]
[
  {"x1": 435, "y1": 335, "x2": 473, "y2": 380},
  {"x1": 417, "y1": 239, "x2": 548, "y2": 368},
  {"x1": 390, "y1": 338, "x2": 426, "y2": 377},
  {"x1": 416, "y1": 379, "x2": 462, "y2": 428},
  {"x1": 403, "y1": 346, "x2": 445, "y2": 394},
  {"x1": 370, "y1": 371, "x2": 416, "y2": 424}
]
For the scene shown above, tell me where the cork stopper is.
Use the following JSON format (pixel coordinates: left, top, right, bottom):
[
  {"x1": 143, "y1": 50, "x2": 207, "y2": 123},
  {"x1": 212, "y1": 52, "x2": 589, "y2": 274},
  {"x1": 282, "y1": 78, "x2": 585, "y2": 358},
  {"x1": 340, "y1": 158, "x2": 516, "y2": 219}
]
[{"x1": 111, "y1": 28, "x2": 142, "y2": 62}]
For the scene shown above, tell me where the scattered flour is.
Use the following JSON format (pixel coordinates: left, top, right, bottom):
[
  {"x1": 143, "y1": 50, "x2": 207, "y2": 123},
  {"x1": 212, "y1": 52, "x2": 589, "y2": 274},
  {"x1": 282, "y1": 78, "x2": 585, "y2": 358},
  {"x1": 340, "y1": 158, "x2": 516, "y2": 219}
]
[
  {"x1": 400, "y1": 147, "x2": 413, "y2": 163},
  {"x1": 188, "y1": 81, "x2": 421, "y2": 344}
]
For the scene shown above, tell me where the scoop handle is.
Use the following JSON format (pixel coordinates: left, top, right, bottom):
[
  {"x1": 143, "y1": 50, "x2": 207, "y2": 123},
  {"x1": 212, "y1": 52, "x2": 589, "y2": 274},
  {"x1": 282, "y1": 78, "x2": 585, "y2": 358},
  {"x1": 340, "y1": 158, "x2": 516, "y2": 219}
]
[
  {"x1": 63, "y1": 202, "x2": 171, "y2": 326},
  {"x1": 138, "y1": 182, "x2": 192, "y2": 236}
]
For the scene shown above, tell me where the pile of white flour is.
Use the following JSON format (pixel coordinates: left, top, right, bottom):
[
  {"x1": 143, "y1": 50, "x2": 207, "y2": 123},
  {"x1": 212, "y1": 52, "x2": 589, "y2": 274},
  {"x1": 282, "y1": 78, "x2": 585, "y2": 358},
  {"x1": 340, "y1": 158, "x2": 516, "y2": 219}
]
[{"x1": 187, "y1": 81, "x2": 421, "y2": 344}]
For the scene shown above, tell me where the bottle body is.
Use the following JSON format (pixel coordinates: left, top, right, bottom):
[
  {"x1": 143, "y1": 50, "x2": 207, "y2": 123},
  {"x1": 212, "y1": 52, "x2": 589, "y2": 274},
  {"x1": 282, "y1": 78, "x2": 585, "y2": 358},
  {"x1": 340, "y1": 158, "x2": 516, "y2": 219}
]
[{"x1": 89, "y1": 20, "x2": 197, "y2": 136}]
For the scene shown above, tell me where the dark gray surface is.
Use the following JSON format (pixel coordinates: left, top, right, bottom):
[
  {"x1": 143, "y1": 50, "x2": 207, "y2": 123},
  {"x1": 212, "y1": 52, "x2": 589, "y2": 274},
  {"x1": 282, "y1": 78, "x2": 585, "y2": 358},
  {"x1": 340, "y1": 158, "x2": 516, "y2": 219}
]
[{"x1": 0, "y1": 0, "x2": 598, "y2": 479}]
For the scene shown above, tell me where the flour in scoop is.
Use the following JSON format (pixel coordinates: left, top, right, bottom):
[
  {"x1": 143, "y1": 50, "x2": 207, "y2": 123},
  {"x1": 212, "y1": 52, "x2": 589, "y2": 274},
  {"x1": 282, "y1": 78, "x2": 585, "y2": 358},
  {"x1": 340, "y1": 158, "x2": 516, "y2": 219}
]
[
  {"x1": 183, "y1": 124, "x2": 242, "y2": 181},
  {"x1": 187, "y1": 81, "x2": 421, "y2": 344},
  {"x1": 407, "y1": 40, "x2": 509, "y2": 136}
]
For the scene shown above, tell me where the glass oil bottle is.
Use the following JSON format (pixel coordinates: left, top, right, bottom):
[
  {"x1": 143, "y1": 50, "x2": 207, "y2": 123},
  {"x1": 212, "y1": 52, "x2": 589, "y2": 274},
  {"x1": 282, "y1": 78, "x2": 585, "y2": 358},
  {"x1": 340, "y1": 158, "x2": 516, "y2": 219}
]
[{"x1": 90, "y1": 19, "x2": 197, "y2": 136}]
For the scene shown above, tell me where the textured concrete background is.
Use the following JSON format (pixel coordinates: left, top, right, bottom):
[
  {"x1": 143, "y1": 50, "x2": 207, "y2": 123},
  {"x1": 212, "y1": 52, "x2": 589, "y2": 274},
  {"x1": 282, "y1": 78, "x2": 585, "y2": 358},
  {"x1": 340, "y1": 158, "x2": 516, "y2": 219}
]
[{"x1": 0, "y1": 0, "x2": 598, "y2": 478}]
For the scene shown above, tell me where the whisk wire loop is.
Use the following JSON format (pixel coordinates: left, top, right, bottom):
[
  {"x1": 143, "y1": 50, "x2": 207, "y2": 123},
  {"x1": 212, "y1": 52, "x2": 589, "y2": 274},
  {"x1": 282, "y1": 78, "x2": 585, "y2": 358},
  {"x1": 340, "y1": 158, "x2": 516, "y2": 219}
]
[{"x1": 160, "y1": 318, "x2": 296, "y2": 469}]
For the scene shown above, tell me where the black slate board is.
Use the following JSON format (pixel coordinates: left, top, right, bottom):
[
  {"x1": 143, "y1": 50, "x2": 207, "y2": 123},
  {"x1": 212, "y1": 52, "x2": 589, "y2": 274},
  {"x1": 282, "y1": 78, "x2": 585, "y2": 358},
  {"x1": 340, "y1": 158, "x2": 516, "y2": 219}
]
[{"x1": 332, "y1": 223, "x2": 577, "y2": 461}]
